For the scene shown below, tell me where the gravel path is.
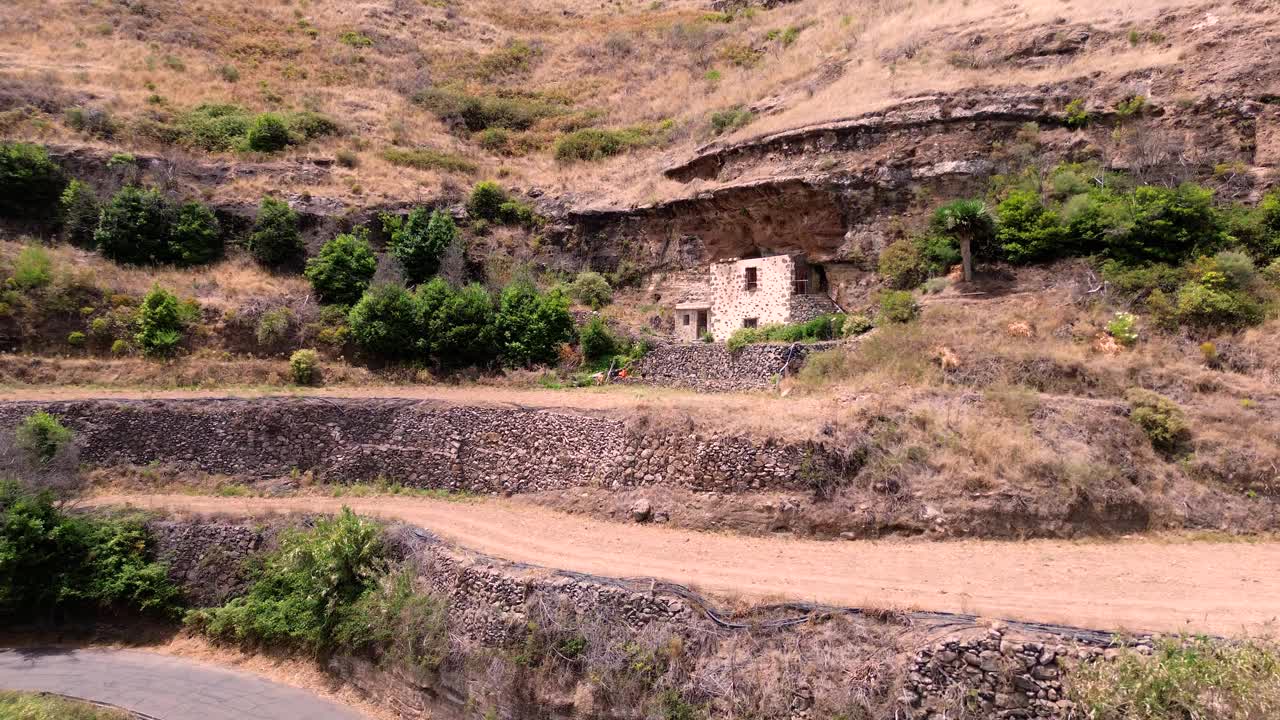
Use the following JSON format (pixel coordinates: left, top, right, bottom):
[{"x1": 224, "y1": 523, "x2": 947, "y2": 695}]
[
  {"x1": 91, "y1": 494, "x2": 1280, "y2": 636},
  {"x1": 0, "y1": 648, "x2": 366, "y2": 720}
]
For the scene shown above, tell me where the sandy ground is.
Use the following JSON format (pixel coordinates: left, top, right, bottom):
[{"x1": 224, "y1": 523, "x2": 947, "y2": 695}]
[{"x1": 89, "y1": 494, "x2": 1280, "y2": 637}]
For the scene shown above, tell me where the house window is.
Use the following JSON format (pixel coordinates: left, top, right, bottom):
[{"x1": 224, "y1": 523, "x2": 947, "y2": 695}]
[
  {"x1": 743, "y1": 318, "x2": 758, "y2": 329},
  {"x1": 744, "y1": 266, "x2": 758, "y2": 291},
  {"x1": 682, "y1": 313, "x2": 690, "y2": 326}
]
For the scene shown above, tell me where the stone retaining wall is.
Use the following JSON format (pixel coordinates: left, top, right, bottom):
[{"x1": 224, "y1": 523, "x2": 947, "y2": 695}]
[
  {"x1": 0, "y1": 398, "x2": 831, "y2": 494},
  {"x1": 633, "y1": 341, "x2": 840, "y2": 391},
  {"x1": 146, "y1": 519, "x2": 271, "y2": 606},
  {"x1": 148, "y1": 516, "x2": 1121, "y2": 720}
]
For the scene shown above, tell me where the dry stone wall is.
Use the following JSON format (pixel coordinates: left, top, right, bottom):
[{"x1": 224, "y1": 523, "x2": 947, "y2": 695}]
[
  {"x1": 146, "y1": 519, "x2": 270, "y2": 606},
  {"x1": 633, "y1": 341, "x2": 839, "y2": 391},
  {"x1": 147, "y1": 516, "x2": 1124, "y2": 720},
  {"x1": 0, "y1": 398, "x2": 832, "y2": 494}
]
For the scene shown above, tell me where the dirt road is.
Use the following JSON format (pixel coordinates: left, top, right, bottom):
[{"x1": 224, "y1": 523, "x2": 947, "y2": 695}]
[{"x1": 92, "y1": 494, "x2": 1280, "y2": 636}]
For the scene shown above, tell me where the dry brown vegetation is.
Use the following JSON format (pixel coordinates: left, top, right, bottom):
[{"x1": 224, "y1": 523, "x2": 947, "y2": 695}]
[{"x1": 0, "y1": 0, "x2": 1242, "y2": 206}]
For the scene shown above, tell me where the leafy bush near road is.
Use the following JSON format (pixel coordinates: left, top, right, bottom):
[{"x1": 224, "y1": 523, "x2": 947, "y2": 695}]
[
  {"x1": 248, "y1": 196, "x2": 303, "y2": 267},
  {"x1": 13, "y1": 411, "x2": 72, "y2": 465},
  {"x1": 1126, "y1": 389, "x2": 1190, "y2": 455},
  {"x1": 1070, "y1": 637, "x2": 1280, "y2": 720},
  {"x1": 494, "y1": 280, "x2": 574, "y2": 367},
  {"x1": 383, "y1": 208, "x2": 456, "y2": 286},
  {"x1": 94, "y1": 187, "x2": 222, "y2": 266},
  {"x1": 289, "y1": 349, "x2": 321, "y2": 385},
  {"x1": 306, "y1": 230, "x2": 377, "y2": 304},
  {"x1": 0, "y1": 482, "x2": 182, "y2": 623},
  {"x1": 135, "y1": 285, "x2": 192, "y2": 357},
  {"x1": 348, "y1": 283, "x2": 423, "y2": 359},
  {"x1": 877, "y1": 291, "x2": 919, "y2": 324}
]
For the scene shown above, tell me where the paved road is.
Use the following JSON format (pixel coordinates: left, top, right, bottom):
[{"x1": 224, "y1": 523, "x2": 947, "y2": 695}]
[
  {"x1": 0, "y1": 648, "x2": 366, "y2": 720},
  {"x1": 93, "y1": 494, "x2": 1280, "y2": 637}
]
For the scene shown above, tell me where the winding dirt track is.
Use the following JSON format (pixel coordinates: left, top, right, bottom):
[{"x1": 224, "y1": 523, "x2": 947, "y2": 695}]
[{"x1": 89, "y1": 494, "x2": 1280, "y2": 637}]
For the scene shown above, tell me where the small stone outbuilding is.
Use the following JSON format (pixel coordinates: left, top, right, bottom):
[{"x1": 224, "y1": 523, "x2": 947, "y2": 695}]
[{"x1": 673, "y1": 254, "x2": 840, "y2": 341}]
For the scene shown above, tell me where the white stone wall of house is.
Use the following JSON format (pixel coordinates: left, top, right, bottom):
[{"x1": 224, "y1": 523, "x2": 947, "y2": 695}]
[
  {"x1": 674, "y1": 305, "x2": 710, "y2": 342},
  {"x1": 707, "y1": 255, "x2": 797, "y2": 339}
]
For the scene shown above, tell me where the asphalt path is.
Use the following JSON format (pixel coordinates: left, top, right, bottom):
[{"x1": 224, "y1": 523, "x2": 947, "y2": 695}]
[{"x1": 0, "y1": 648, "x2": 366, "y2": 720}]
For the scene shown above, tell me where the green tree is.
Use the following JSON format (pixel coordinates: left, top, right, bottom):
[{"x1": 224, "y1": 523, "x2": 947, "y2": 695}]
[
  {"x1": 305, "y1": 230, "x2": 378, "y2": 305},
  {"x1": 169, "y1": 201, "x2": 223, "y2": 266},
  {"x1": 59, "y1": 179, "x2": 100, "y2": 248},
  {"x1": 94, "y1": 186, "x2": 174, "y2": 264},
  {"x1": 429, "y1": 283, "x2": 497, "y2": 367},
  {"x1": 347, "y1": 283, "x2": 422, "y2": 358},
  {"x1": 248, "y1": 196, "x2": 303, "y2": 267},
  {"x1": 14, "y1": 412, "x2": 72, "y2": 465},
  {"x1": 933, "y1": 199, "x2": 994, "y2": 282},
  {"x1": 995, "y1": 189, "x2": 1068, "y2": 263},
  {"x1": 0, "y1": 142, "x2": 66, "y2": 219},
  {"x1": 384, "y1": 208, "x2": 455, "y2": 285},
  {"x1": 134, "y1": 285, "x2": 186, "y2": 356},
  {"x1": 877, "y1": 238, "x2": 926, "y2": 289},
  {"x1": 1112, "y1": 183, "x2": 1226, "y2": 265},
  {"x1": 246, "y1": 113, "x2": 291, "y2": 152},
  {"x1": 495, "y1": 281, "x2": 573, "y2": 367}
]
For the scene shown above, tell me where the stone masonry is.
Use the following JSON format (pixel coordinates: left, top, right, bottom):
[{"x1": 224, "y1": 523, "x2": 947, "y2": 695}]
[
  {"x1": 0, "y1": 398, "x2": 837, "y2": 494},
  {"x1": 632, "y1": 340, "x2": 840, "y2": 391}
]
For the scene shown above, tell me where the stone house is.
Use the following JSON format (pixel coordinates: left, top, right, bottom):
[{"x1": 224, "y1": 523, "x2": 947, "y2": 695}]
[{"x1": 674, "y1": 254, "x2": 840, "y2": 341}]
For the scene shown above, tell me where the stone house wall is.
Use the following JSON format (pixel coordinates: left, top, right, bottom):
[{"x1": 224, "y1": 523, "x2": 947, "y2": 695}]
[{"x1": 707, "y1": 255, "x2": 798, "y2": 339}]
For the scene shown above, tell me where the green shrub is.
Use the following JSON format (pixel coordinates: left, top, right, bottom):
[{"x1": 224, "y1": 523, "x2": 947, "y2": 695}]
[
  {"x1": 380, "y1": 147, "x2": 477, "y2": 174},
  {"x1": 385, "y1": 208, "x2": 456, "y2": 285},
  {"x1": 333, "y1": 568, "x2": 448, "y2": 675},
  {"x1": 995, "y1": 189, "x2": 1069, "y2": 263},
  {"x1": 1069, "y1": 636, "x2": 1280, "y2": 720},
  {"x1": 916, "y1": 234, "x2": 962, "y2": 276},
  {"x1": 569, "y1": 271, "x2": 613, "y2": 308},
  {"x1": 255, "y1": 307, "x2": 293, "y2": 346},
  {"x1": 709, "y1": 106, "x2": 753, "y2": 135},
  {"x1": 428, "y1": 282, "x2": 498, "y2": 368},
  {"x1": 248, "y1": 196, "x2": 303, "y2": 267},
  {"x1": 467, "y1": 181, "x2": 508, "y2": 221},
  {"x1": 287, "y1": 111, "x2": 340, "y2": 141},
  {"x1": 476, "y1": 127, "x2": 511, "y2": 153},
  {"x1": 134, "y1": 285, "x2": 187, "y2": 357},
  {"x1": 306, "y1": 230, "x2": 378, "y2": 304},
  {"x1": 176, "y1": 103, "x2": 253, "y2": 152},
  {"x1": 190, "y1": 508, "x2": 385, "y2": 651},
  {"x1": 94, "y1": 186, "x2": 174, "y2": 264},
  {"x1": 495, "y1": 281, "x2": 573, "y2": 367},
  {"x1": 348, "y1": 283, "x2": 423, "y2": 358},
  {"x1": 725, "y1": 327, "x2": 761, "y2": 352},
  {"x1": 110, "y1": 339, "x2": 129, "y2": 355},
  {"x1": 579, "y1": 315, "x2": 617, "y2": 362},
  {"x1": 11, "y1": 245, "x2": 52, "y2": 290},
  {"x1": 64, "y1": 106, "x2": 116, "y2": 138},
  {"x1": 289, "y1": 348, "x2": 320, "y2": 385},
  {"x1": 14, "y1": 411, "x2": 72, "y2": 465},
  {"x1": 0, "y1": 482, "x2": 182, "y2": 622},
  {"x1": 67, "y1": 330, "x2": 86, "y2": 347},
  {"x1": 60, "y1": 179, "x2": 100, "y2": 247},
  {"x1": 246, "y1": 113, "x2": 291, "y2": 152},
  {"x1": 1111, "y1": 183, "x2": 1226, "y2": 265},
  {"x1": 1063, "y1": 98, "x2": 1089, "y2": 129},
  {"x1": 1172, "y1": 279, "x2": 1263, "y2": 329},
  {"x1": 1105, "y1": 312, "x2": 1139, "y2": 346},
  {"x1": 414, "y1": 87, "x2": 565, "y2": 132},
  {"x1": 878, "y1": 290, "x2": 919, "y2": 323},
  {"x1": 554, "y1": 124, "x2": 668, "y2": 163},
  {"x1": 339, "y1": 31, "x2": 373, "y2": 47},
  {"x1": 169, "y1": 201, "x2": 223, "y2": 265},
  {"x1": 878, "y1": 238, "x2": 926, "y2": 289},
  {"x1": 0, "y1": 142, "x2": 66, "y2": 219},
  {"x1": 1210, "y1": 250, "x2": 1256, "y2": 289},
  {"x1": 842, "y1": 313, "x2": 874, "y2": 336},
  {"x1": 1126, "y1": 388, "x2": 1190, "y2": 454}
]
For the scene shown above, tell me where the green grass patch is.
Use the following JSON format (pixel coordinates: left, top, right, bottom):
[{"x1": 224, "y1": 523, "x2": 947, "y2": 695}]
[
  {"x1": 554, "y1": 121, "x2": 674, "y2": 163},
  {"x1": 414, "y1": 87, "x2": 568, "y2": 132},
  {"x1": 380, "y1": 147, "x2": 477, "y2": 174},
  {"x1": 0, "y1": 692, "x2": 131, "y2": 720}
]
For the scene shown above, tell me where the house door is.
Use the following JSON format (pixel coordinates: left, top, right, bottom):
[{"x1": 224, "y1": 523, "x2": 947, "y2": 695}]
[{"x1": 696, "y1": 310, "x2": 708, "y2": 337}]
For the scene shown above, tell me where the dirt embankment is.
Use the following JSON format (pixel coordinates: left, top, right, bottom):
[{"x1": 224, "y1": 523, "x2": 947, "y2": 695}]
[{"x1": 88, "y1": 493, "x2": 1280, "y2": 636}]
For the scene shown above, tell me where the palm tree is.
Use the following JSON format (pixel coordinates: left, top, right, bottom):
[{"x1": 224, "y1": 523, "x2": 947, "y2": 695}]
[{"x1": 933, "y1": 199, "x2": 994, "y2": 282}]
